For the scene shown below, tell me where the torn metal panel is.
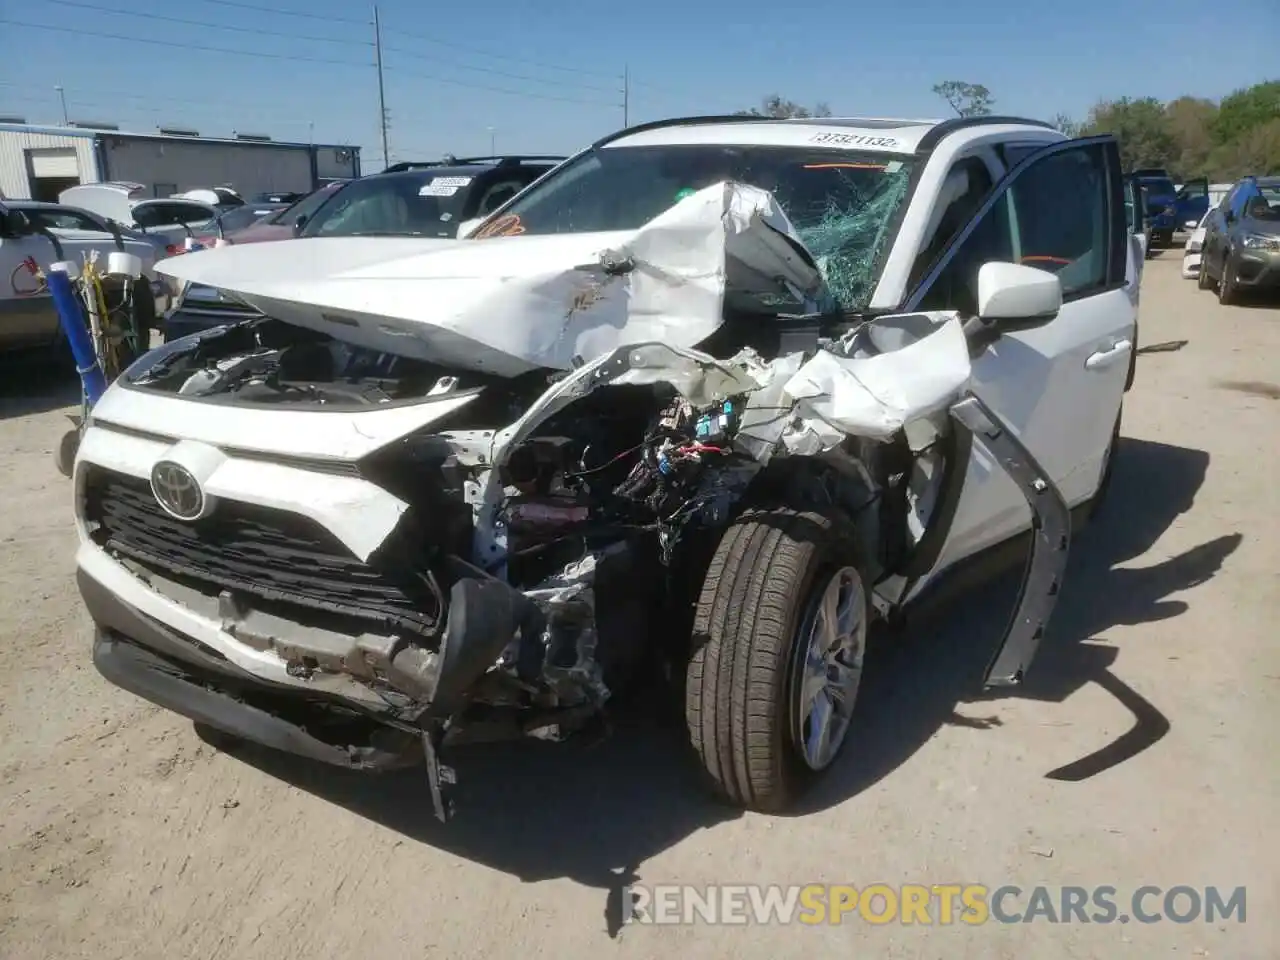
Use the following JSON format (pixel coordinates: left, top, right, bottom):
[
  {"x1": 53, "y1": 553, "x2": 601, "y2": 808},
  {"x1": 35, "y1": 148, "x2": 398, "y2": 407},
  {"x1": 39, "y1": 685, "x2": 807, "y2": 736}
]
[
  {"x1": 948, "y1": 393, "x2": 1071, "y2": 687},
  {"x1": 521, "y1": 548, "x2": 622, "y2": 709},
  {"x1": 155, "y1": 182, "x2": 825, "y2": 377},
  {"x1": 783, "y1": 314, "x2": 971, "y2": 442}
]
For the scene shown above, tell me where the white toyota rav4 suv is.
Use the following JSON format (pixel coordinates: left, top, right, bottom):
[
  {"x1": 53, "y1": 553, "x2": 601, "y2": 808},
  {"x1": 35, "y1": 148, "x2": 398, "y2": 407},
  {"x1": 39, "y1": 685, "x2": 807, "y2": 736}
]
[{"x1": 73, "y1": 115, "x2": 1139, "y2": 819}]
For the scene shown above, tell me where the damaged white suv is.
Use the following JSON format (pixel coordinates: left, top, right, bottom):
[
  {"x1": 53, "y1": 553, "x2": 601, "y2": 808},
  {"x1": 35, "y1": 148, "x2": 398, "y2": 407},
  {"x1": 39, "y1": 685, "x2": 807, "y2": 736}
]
[{"x1": 73, "y1": 115, "x2": 1138, "y2": 819}]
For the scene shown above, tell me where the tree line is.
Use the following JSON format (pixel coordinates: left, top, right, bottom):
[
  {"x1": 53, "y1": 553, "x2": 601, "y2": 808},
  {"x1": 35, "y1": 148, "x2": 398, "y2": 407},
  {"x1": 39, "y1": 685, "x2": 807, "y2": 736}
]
[{"x1": 737, "y1": 79, "x2": 1279, "y2": 180}]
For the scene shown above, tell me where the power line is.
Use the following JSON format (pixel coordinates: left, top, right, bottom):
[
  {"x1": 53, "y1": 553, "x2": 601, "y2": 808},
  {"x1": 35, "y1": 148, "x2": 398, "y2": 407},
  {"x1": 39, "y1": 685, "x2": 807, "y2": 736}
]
[
  {"x1": 384, "y1": 25, "x2": 621, "y2": 80},
  {"x1": 1, "y1": 20, "x2": 372, "y2": 66},
  {"x1": 386, "y1": 66, "x2": 618, "y2": 107},
  {"x1": 41, "y1": 0, "x2": 371, "y2": 46},
  {"x1": 3, "y1": 81, "x2": 358, "y2": 114},
  {"x1": 192, "y1": 0, "x2": 369, "y2": 26},
  {"x1": 383, "y1": 45, "x2": 619, "y2": 94}
]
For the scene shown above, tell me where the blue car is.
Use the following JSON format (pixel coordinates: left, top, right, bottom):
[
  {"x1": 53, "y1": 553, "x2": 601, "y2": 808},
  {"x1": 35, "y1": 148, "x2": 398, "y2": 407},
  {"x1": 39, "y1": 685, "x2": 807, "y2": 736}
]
[{"x1": 1129, "y1": 169, "x2": 1210, "y2": 248}]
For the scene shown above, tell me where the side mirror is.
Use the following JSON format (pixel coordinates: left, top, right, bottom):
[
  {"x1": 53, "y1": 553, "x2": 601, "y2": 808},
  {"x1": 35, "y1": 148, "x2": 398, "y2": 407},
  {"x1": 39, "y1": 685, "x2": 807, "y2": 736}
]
[
  {"x1": 976, "y1": 261, "x2": 1062, "y2": 324},
  {"x1": 293, "y1": 214, "x2": 308, "y2": 236},
  {"x1": 456, "y1": 217, "x2": 484, "y2": 239},
  {"x1": 1224, "y1": 209, "x2": 1236, "y2": 223}
]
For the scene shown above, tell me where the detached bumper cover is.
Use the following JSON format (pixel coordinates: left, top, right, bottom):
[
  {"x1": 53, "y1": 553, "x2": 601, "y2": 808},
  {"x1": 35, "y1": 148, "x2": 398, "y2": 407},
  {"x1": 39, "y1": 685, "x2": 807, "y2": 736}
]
[{"x1": 80, "y1": 567, "x2": 415, "y2": 770}]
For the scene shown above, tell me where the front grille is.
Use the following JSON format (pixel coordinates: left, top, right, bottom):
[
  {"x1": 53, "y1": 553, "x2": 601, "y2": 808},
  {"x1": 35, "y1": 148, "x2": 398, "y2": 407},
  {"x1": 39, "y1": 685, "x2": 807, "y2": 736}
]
[{"x1": 83, "y1": 468, "x2": 443, "y2": 639}]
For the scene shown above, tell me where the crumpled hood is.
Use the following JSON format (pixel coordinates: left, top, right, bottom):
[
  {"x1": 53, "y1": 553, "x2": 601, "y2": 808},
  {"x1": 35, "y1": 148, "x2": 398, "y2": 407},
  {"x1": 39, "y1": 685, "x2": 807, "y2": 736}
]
[{"x1": 156, "y1": 182, "x2": 827, "y2": 378}]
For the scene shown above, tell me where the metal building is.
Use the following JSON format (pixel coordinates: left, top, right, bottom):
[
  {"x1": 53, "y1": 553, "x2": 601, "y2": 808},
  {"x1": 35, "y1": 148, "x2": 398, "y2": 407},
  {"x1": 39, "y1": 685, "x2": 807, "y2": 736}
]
[{"x1": 0, "y1": 122, "x2": 361, "y2": 202}]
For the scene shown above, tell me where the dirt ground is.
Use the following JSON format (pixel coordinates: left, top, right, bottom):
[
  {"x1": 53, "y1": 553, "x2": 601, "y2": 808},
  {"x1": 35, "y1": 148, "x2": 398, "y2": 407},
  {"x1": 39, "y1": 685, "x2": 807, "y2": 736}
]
[{"x1": 0, "y1": 255, "x2": 1276, "y2": 959}]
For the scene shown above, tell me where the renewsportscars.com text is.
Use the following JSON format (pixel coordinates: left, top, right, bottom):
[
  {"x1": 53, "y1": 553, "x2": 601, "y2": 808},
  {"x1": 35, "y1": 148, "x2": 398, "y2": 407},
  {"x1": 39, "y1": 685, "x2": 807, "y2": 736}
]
[{"x1": 623, "y1": 884, "x2": 1247, "y2": 926}]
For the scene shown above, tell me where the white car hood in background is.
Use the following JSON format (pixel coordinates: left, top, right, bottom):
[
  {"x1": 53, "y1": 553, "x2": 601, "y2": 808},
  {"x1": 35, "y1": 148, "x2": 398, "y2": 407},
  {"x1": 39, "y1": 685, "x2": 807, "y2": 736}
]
[{"x1": 156, "y1": 182, "x2": 826, "y2": 378}]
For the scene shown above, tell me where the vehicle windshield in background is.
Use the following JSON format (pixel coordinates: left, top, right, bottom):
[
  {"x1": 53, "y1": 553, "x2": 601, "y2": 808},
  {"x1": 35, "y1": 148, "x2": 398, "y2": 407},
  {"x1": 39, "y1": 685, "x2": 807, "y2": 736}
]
[
  {"x1": 265, "y1": 184, "x2": 344, "y2": 226},
  {"x1": 212, "y1": 206, "x2": 271, "y2": 234},
  {"x1": 1140, "y1": 177, "x2": 1177, "y2": 197},
  {"x1": 299, "y1": 172, "x2": 470, "y2": 238},
  {"x1": 131, "y1": 204, "x2": 216, "y2": 233},
  {"x1": 487, "y1": 144, "x2": 914, "y2": 311}
]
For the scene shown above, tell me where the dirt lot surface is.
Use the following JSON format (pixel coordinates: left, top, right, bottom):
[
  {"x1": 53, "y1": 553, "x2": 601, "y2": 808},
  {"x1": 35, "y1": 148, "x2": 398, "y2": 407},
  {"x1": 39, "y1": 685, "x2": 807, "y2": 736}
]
[{"x1": 1, "y1": 256, "x2": 1276, "y2": 959}]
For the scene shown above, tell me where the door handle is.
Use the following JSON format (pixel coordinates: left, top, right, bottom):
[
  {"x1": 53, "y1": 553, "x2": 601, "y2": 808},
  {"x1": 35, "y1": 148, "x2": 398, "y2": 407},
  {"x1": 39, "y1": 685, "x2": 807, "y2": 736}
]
[{"x1": 1085, "y1": 339, "x2": 1133, "y2": 371}]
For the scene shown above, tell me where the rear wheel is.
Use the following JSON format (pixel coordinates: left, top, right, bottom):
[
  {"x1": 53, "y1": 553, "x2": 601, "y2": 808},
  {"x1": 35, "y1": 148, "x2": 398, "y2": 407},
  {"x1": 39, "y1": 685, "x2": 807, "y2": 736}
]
[{"x1": 685, "y1": 508, "x2": 869, "y2": 811}]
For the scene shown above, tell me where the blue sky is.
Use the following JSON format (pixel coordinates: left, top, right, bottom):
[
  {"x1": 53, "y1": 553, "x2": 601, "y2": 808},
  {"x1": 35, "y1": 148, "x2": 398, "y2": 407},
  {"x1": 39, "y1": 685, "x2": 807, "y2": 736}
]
[{"x1": 2, "y1": 0, "x2": 1276, "y2": 167}]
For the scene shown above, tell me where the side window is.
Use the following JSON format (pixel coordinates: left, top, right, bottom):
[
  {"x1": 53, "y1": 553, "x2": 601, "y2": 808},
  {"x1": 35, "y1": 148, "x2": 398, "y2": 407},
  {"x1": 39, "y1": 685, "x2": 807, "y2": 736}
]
[
  {"x1": 471, "y1": 178, "x2": 524, "y2": 217},
  {"x1": 997, "y1": 143, "x2": 1041, "y2": 169},
  {"x1": 1010, "y1": 148, "x2": 1108, "y2": 298},
  {"x1": 916, "y1": 193, "x2": 1015, "y2": 315},
  {"x1": 915, "y1": 142, "x2": 1112, "y2": 315},
  {"x1": 26, "y1": 210, "x2": 85, "y2": 230},
  {"x1": 908, "y1": 157, "x2": 995, "y2": 290},
  {"x1": 130, "y1": 203, "x2": 167, "y2": 228}
]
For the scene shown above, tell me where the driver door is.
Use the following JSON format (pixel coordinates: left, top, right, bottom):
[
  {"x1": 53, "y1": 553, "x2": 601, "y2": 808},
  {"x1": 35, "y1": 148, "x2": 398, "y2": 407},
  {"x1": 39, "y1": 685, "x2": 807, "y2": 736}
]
[
  {"x1": 907, "y1": 136, "x2": 1133, "y2": 586},
  {"x1": 1176, "y1": 176, "x2": 1210, "y2": 228}
]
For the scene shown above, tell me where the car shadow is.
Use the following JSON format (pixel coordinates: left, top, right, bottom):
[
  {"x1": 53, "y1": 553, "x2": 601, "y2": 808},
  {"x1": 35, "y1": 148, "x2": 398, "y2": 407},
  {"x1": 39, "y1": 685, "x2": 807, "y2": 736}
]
[
  {"x1": 0, "y1": 352, "x2": 79, "y2": 420},
  {"x1": 223, "y1": 436, "x2": 1232, "y2": 935},
  {"x1": 802, "y1": 435, "x2": 1234, "y2": 808}
]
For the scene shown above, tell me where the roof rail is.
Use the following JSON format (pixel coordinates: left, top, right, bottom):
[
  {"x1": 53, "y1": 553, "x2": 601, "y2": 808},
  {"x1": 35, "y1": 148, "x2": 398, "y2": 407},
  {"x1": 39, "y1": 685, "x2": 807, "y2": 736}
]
[
  {"x1": 381, "y1": 155, "x2": 567, "y2": 174},
  {"x1": 913, "y1": 115, "x2": 1056, "y2": 153},
  {"x1": 592, "y1": 114, "x2": 776, "y2": 149}
]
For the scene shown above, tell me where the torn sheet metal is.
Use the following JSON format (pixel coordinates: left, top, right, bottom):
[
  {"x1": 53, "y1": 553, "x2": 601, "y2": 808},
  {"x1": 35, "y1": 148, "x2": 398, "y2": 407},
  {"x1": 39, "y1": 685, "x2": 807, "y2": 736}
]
[
  {"x1": 783, "y1": 315, "x2": 971, "y2": 442},
  {"x1": 521, "y1": 549, "x2": 622, "y2": 709},
  {"x1": 155, "y1": 182, "x2": 826, "y2": 379}
]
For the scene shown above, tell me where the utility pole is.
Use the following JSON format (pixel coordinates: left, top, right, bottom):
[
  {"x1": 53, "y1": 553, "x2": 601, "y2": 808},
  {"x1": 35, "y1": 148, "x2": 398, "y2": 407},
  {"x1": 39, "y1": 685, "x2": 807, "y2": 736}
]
[
  {"x1": 373, "y1": 4, "x2": 390, "y2": 169},
  {"x1": 54, "y1": 85, "x2": 68, "y2": 125},
  {"x1": 622, "y1": 65, "x2": 629, "y2": 127}
]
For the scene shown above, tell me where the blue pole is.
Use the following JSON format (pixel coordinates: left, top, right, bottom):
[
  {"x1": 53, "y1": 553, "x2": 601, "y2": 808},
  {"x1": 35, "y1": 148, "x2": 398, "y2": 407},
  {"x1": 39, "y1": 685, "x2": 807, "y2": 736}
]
[{"x1": 46, "y1": 264, "x2": 108, "y2": 406}]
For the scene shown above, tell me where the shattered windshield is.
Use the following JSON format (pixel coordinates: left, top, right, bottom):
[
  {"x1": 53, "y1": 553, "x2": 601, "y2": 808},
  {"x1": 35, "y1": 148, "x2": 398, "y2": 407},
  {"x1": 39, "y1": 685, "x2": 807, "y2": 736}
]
[{"x1": 488, "y1": 144, "x2": 914, "y2": 310}]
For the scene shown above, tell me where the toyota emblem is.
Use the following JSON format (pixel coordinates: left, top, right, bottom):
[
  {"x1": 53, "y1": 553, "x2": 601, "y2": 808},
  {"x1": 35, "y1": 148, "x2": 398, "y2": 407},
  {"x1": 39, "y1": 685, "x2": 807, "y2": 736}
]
[{"x1": 150, "y1": 460, "x2": 205, "y2": 520}]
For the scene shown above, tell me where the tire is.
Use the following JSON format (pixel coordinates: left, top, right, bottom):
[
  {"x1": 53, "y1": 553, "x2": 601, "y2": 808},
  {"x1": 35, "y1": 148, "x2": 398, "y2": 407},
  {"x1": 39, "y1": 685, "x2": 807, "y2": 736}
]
[
  {"x1": 55, "y1": 427, "x2": 80, "y2": 479},
  {"x1": 1197, "y1": 254, "x2": 1214, "y2": 290},
  {"x1": 685, "y1": 508, "x2": 869, "y2": 812},
  {"x1": 1218, "y1": 252, "x2": 1237, "y2": 305}
]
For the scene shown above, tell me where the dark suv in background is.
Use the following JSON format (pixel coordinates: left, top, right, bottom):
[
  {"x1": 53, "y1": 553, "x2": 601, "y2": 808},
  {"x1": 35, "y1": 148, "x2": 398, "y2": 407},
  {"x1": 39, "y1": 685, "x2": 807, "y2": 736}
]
[
  {"x1": 162, "y1": 156, "x2": 564, "y2": 340},
  {"x1": 312, "y1": 155, "x2": 565, "y2": 239},
  {"x1": 1197, "y1": 175, "x2": 1280, "y2": 304}
]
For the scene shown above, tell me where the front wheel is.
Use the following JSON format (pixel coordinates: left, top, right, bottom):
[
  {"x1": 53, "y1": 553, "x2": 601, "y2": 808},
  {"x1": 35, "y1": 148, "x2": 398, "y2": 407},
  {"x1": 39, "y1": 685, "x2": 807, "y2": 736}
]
[
  {"x1": 1217, "y1": 252, "x2": 1238, "y2": 305},
  {"x1": 1197, "y1": 254, "x2": 1214, "y2": 290},
  {"x1": 685, "y1": 508, "x2": 869, "y2": 811}
]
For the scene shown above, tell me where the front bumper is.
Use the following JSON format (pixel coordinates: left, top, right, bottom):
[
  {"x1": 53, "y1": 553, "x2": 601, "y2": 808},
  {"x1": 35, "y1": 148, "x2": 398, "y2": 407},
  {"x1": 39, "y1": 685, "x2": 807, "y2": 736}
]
[
  {"x1": 1231, "y1": 249, "x2": 1280, "y2": 291},
  {"x1": 80, "y1": 565, "x2": 418, "y2": 769}
]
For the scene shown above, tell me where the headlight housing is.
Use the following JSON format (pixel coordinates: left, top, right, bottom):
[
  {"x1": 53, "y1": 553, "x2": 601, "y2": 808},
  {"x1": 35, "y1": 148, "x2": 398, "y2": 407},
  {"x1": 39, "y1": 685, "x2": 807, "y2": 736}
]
[{"x1": 1240, "y1": 233, "x2": 1280, "y2": 251}]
